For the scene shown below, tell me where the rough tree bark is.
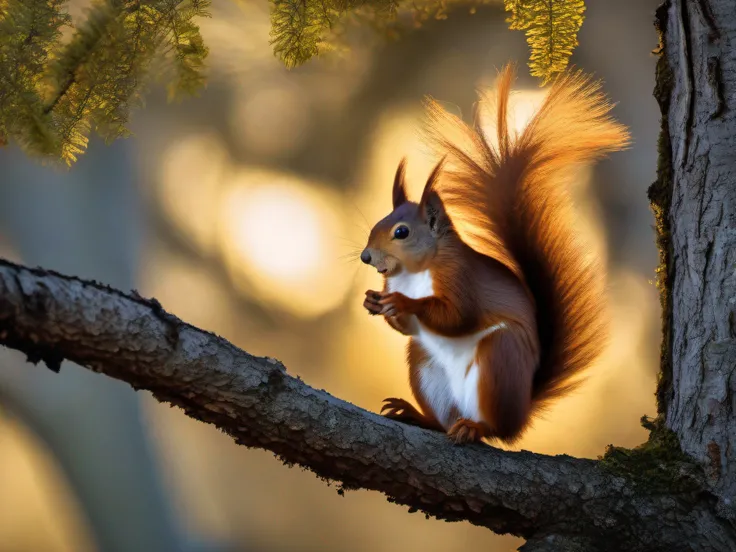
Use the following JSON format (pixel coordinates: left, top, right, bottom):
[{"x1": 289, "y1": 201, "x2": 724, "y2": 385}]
[
  {"x1": 1, "y1": 1, "x2": 735, "y2": 550},
  {"x1": 0, "y1": 260, "x2": 732, "y2": 552},
  {"x1": 652, "y1": 0, "x2": 736, "y2": 518}
]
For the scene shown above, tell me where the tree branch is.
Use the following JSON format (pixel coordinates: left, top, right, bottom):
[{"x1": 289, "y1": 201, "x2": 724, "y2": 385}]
[{"x1": 0, "y1": 258, "x2": 732, "y2": 551}]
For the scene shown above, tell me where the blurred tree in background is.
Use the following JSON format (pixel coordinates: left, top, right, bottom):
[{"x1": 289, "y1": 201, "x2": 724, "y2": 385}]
[{"x1": 0, "y1": 0, "x2": 586, "y2": 164}]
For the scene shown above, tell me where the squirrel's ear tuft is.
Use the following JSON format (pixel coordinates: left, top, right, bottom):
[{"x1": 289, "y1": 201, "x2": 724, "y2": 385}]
[
  {"x1": 392, "y1": 158, "x2": 409, "y2": 209},
  {"x1": 419, "y1": 157, "x2": 449, "y2": 235}
]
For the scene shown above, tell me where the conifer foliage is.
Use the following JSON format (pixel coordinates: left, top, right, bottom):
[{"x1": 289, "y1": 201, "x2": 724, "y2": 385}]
[
  {"x1": 504, "y1": 0, "x2": 585, "y2": 83},
  {"x1": 269, "y1": 0, "x2": 399, "y2": 68},
  {"x1": 0, "y1": 0, "x2": 210, "y2": 165},
  {"x1": 0, "y1": 0, "x2": 586, "y2": 164},
  {"x1": 269, "y1": 0, "x2": 586, "y2": 82},
  {"x1": 0, "y1": 0, "x2": 70, "y2": 157}
]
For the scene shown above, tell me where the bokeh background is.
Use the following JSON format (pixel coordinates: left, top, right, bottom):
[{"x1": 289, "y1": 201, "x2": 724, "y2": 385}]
[{"x1": 0, "y1": 0, "x2": 661, "y2": 550}]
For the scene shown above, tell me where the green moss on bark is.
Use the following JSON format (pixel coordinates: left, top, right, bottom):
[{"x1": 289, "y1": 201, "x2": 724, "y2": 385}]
[
  {"x1": 599, "y1": 416, "x2": 702, "y2": 494},
  {"x1": 648, "y1": 1, "x2": 675, "y2": 415},
  {"x1": 608, "y1": 7, "x2": 699, "y2": 495}
]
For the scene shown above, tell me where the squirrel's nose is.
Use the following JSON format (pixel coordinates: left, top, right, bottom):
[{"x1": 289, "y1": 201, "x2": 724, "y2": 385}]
[{"x1": 360, "y1": 250, "x2": 372, "y2": 264}]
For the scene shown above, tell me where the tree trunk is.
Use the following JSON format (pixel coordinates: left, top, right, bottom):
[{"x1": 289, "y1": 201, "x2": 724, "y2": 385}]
[{"x1": 653, "y1": 0, "x2": 736, "y2": 518}]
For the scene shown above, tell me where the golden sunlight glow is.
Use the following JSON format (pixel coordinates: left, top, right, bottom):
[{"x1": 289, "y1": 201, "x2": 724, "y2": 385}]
[
  {"x1": 158, "y1": 133, "x2": 229, "y2": 253},
  {"x1": 218, "y1": 169, "x2": 353, "y2": 317},
  {"x1": 0, "y1": 416, "x2": 92, "y2": 551},
  {"x1": 506, "y1": 89, "x2": 548, "y2": 134},
  {"x1": 476, "y1": 86, "x2": 548, "y2": 147},
  {"x1": 226, "y1": 185, "x2": 323, "y2": 281}
]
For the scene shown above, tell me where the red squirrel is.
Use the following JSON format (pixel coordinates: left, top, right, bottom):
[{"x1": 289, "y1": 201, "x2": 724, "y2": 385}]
[{"x1": 361, "y1": 64, "x2": 630, "y2": 445}]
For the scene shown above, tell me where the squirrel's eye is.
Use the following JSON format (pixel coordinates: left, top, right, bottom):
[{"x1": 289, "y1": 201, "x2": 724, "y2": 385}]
[{"x1": 393, "y1": 225, "x2": 410, "y2": 240}]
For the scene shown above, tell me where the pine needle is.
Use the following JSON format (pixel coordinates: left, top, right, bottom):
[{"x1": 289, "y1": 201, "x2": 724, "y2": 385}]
[
  {"x1": 0, "y1": 0, "x2": 70, "y2": 158},
  {"x1": 0, "y1": 0, "x2": 586, "y2": 163},
  {"x1": 504, "y1": 0, "x2": 585, "y2": 84},
  {"x1": 0, "y1": 0, "x2": 210, "y2": 164}
]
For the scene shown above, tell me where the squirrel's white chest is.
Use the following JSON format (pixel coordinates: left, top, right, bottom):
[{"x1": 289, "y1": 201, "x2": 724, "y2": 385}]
[
  {"x1": 387, "y1": 270, "x2": 495, "y2": 427},
  {"x1": 387, "y1": 269, "x2": 434, "y2": 300}
]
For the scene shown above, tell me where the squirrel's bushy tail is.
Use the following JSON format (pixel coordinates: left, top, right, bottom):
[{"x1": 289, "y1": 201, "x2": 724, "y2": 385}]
[{"x1": 423, "y1": 64, "x2": 630, "y2": 413}]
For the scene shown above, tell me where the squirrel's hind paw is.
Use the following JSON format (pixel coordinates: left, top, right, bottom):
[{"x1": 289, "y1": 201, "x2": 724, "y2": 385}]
[{"x1": 447, "y1": 419, "x2": 490, "y2": 445}]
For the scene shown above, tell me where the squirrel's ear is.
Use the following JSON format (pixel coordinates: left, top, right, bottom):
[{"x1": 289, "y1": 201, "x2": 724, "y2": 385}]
[
  {"x1": 392, "y1": 158, "x2": 408, "y2": 209},
  {"x1": 419, "y1": 157, "x2": 449, "y2": 235}
]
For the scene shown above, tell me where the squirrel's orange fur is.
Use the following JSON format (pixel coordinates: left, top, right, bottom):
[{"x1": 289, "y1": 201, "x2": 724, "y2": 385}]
[{"x1": 362, "y1": 64, "x2": 630, "y2": 444}]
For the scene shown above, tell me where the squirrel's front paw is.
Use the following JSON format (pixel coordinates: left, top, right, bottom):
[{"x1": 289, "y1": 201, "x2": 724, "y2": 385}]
[
  {"x1": 363, "y1": 290, "x2": 383, "y2": 315},
  {"x1": 378, "y1": 292, "x2": 414, "y2": 317}
]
